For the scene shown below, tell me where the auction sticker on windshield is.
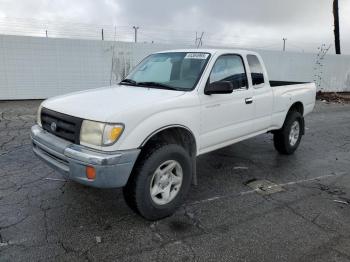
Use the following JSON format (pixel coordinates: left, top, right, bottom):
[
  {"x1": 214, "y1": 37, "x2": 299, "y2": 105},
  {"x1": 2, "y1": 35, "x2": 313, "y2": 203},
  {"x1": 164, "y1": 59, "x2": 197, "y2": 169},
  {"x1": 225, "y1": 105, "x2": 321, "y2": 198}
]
[{"x1": 185, "y1": 53, "x2": 209, "y2": 59}]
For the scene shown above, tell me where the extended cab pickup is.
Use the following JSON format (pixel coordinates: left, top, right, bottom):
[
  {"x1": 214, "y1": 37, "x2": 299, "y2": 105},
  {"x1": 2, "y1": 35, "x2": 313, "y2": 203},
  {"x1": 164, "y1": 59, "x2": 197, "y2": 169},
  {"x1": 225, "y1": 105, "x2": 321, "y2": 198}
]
[{"x1": 31, "y1": 49, "x2": 316, "y2": 220}]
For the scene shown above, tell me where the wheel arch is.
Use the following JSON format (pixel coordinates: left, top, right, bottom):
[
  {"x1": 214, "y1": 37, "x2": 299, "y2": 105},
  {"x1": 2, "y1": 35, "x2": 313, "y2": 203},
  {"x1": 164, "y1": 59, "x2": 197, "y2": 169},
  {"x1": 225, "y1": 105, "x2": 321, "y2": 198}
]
[
  {"x1": 140, "y1": 125, "x2": 197, "y2": 156},
  {"x1": 288, "y1": 101, "x2": 304, "y2": 116},
  {"x1": 138, "y1": 125, "x2": 198, "y2": 185},
  {"x1": 140, "y1": 125, "x2": 195, "y2": 146},
  {"x1": 285, "y1": 101, "x2": 305, "y2": 135}
]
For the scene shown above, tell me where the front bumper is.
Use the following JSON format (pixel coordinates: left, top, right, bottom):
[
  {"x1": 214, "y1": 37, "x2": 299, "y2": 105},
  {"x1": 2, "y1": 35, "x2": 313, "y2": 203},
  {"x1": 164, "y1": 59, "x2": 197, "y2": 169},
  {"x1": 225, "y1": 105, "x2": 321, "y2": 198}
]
[{"x1": 30, "y1": 125, "x2": 140, "y2": 188}]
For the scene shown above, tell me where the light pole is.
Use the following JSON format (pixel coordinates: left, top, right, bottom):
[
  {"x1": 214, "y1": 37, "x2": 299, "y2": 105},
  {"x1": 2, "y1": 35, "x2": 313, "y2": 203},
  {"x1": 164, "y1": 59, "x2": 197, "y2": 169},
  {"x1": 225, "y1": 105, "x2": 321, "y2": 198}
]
[
  {"x1": 283, "y1": 38, "x2": 287, "y2": 52},
  {"x1": 133, "y1": 26, "x2": 139, "y2": 43}
]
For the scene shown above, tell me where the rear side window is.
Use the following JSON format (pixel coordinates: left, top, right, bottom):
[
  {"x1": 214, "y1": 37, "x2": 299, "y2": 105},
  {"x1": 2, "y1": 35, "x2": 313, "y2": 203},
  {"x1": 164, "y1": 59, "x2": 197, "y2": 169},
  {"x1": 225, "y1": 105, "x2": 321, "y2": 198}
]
[
  {"x1": 247, "y1": 55, "x2": 265, "y2": 86},
  {"x1": 210, "y1": 55, "x2": 248, "y2": 89}
]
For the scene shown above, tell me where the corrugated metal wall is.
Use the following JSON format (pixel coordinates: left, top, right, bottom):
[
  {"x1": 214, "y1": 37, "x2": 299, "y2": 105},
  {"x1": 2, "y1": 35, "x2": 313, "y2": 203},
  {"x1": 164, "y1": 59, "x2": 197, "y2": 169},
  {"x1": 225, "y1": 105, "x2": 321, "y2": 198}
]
[{"x1": 0, "y1": 35, "x2": 349, "y2": 100}]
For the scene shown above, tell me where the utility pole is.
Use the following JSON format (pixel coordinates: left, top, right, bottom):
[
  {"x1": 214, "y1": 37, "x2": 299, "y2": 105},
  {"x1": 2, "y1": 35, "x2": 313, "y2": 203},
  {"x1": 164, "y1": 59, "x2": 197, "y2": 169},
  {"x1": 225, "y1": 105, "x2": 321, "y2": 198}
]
[
  {"x1": 133, "y1": 26, "x2": 139, "y2": 43},
  {"x1": 283, "y1": 38, "x2": 287, "y2": 51},
  {"x1": 195, "y1": 32, "x2": 204, "y2": 48},
  {"x1": 333, "y1": 0, "x2": 341, "y2": 54}
]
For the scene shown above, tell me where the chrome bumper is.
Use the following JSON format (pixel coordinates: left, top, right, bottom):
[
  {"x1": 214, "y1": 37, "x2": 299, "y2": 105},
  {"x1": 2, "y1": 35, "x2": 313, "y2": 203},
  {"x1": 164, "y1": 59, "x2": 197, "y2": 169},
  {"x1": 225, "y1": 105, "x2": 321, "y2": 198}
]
[{"x1": 30, "y1": 125, "x2": 140, "y2": 188}]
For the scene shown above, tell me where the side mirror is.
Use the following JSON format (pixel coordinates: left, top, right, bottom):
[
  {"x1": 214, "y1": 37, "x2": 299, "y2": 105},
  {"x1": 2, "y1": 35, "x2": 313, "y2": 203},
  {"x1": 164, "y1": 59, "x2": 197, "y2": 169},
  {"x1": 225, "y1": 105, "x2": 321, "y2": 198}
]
[{"x1": 204, "y1": 81, "x2": 234, "y2": 95}]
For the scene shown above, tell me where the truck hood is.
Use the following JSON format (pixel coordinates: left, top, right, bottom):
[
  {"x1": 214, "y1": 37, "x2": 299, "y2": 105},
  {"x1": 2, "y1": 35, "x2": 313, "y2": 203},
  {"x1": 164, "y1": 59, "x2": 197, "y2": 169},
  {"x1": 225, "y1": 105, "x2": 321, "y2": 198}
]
[{"x1": 42, "y1": 85, "x2": 186, "y2": 122}]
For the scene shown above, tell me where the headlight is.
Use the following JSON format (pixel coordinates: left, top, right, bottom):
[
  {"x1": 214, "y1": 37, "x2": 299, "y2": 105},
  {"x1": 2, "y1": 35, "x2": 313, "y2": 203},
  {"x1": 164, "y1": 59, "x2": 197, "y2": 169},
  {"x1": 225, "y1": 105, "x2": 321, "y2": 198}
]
[
  {"x1": 80, "y1": 120, "x2": 124, "y2": 147},
  {"x1": 37, "y1": 104, "x2": 43, "y2": 127}
]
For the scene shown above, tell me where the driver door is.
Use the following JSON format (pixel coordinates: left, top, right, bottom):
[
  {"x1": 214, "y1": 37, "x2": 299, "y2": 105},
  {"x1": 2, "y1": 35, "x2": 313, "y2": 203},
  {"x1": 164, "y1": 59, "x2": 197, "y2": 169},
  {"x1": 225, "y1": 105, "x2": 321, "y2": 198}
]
[{"x1": 199, "y1": 54, "x2": 255, "y2": 152}]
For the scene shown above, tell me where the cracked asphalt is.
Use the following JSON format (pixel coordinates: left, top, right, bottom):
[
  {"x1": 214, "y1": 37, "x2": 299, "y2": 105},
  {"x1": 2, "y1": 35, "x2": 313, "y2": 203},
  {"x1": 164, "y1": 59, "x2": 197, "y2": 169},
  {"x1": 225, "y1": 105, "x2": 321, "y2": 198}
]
[{"x1": 0, "y1": 100, "x2": 350, "y2": 262}]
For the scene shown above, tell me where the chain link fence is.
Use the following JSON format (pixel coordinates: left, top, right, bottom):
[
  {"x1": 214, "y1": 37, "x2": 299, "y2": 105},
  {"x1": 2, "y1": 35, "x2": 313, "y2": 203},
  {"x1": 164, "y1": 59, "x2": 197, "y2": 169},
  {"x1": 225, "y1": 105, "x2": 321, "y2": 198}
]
[{"x1": 0, "y1": 17, "x2": 330, "y2": 53}]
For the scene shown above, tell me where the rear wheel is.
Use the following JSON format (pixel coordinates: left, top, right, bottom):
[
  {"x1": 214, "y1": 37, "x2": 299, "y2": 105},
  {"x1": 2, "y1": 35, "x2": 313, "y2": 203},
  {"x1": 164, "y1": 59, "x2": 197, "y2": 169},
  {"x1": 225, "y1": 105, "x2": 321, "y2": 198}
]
[
  {"x1": 273, "y1": 111, "x2": 303, "y2": 155},
  {"x1": 123, "y1": 143, "x2": 192, "y2": 220}
]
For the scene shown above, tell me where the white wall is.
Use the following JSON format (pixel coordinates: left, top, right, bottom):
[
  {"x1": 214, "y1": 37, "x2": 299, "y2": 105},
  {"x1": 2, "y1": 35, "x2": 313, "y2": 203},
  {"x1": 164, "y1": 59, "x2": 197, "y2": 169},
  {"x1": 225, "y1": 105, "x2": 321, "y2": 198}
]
[
  {"x1": 0, "y1": 35, "x2": 349, "y2": 100},
  {"x1": 257, "y1": 50, "x2": 350, "y2": 92}
]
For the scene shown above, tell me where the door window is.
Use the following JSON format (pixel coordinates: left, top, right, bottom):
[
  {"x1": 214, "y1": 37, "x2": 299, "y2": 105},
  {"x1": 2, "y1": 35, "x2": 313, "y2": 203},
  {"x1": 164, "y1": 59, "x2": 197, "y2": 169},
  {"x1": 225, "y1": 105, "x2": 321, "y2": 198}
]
[
  {"x1": 247, "y1": 55, "x2": 265, "y2": 86},
  {"x1": 210, "y1": 55, "x2": 248, "y2": 89}
]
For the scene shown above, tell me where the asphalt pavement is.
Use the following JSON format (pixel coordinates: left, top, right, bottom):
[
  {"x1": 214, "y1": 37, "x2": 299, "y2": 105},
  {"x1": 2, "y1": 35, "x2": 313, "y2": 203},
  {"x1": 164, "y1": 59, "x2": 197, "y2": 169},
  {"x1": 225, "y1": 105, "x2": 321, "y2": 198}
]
[{"x1": 0, "y1": 100, "x2": 350, "y2": 262}]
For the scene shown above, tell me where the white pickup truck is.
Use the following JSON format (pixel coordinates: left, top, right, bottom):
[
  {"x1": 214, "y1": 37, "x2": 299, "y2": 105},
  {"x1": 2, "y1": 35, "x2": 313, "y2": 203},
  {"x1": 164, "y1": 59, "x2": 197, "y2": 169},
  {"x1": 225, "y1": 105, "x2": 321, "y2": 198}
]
[{"x1": 31, "y1": 49, "x2": 316, "y2": 220}]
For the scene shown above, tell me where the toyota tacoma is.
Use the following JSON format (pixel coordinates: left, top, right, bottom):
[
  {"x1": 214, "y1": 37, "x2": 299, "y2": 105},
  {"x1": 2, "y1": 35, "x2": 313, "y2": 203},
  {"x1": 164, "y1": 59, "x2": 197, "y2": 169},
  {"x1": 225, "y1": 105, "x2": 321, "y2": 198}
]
[{"x1": 31, "y1": 49, "x2": 316, "y2": 220}]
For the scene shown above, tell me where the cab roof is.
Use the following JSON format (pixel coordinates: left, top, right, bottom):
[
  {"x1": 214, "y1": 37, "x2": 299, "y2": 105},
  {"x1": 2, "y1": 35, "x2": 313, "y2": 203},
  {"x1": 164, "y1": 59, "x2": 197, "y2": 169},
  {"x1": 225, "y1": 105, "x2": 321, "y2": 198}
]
[{"x1": 156, "y1": 48, "x2": 260, "y2": 57}]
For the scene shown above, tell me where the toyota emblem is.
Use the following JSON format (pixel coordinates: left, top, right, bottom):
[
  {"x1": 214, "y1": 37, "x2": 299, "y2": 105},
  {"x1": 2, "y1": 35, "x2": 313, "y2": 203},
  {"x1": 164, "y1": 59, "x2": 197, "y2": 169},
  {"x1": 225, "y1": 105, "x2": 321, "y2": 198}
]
[{"x1": 50, "y1": 122, "x2": 57, "y2": 132}]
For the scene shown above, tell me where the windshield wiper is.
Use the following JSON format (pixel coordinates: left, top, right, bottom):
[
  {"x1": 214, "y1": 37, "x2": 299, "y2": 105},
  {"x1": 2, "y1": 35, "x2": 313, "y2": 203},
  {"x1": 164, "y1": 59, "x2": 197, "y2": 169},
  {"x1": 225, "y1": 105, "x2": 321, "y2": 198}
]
[
  {"x1": 120, "y1": 79, "x2": 181, "y2": 91},
  {"x1": 137, "y1": 82, "x2": 181, "y2": 91},
  {"x1": 120, "y1": 79, "x2": 138, "y2": 86}
]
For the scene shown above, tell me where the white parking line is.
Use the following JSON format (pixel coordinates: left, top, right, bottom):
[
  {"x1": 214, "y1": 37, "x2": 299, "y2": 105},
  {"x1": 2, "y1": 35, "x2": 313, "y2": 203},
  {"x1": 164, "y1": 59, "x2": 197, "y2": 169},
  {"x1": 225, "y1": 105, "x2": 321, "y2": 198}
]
[
  {"x1": 188, "y1": 172, "x2": 347, "y2": 206},
  {"x1": 233, "y1": 166, "x2": 249, "y2": 170},
  {"x1": 44, "y1": 177, "x2": 66, "y2": 182}
]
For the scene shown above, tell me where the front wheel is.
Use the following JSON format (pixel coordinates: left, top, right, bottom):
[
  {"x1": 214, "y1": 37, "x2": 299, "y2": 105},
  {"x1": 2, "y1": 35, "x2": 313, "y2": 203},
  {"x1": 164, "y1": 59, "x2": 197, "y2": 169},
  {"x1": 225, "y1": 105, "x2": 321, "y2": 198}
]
[
  {"x1": 123, "y1": 143, "x2": 192, "y2": 221},
  {"x1": 273, "y1": 111, "x2": 304, "y2": 155}
]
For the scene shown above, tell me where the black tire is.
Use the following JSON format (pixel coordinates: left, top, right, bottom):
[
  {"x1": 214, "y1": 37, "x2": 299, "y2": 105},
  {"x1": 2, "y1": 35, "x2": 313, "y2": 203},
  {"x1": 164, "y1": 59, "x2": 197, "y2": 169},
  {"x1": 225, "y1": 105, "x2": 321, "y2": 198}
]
[
  {"x1": 123, "y1": 143, "x2": 192, "y2": 221},
  {"x1": 273, "y1": 111, "x2": 303, "y2": 155}
]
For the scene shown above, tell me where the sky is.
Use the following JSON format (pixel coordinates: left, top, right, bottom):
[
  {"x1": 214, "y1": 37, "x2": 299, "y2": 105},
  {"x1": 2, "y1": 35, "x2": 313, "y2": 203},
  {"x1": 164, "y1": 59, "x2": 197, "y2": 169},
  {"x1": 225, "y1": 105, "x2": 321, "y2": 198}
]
[{"x1": 0, "y1": 0, "x2": 349, "y2": 54}]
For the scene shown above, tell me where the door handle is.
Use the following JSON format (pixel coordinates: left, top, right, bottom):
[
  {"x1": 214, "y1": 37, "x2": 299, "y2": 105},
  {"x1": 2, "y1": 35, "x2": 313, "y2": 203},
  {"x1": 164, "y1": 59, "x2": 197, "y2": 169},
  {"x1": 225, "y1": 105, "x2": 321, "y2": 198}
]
[{"x1": 245, "y1": 97, "x2": 253, "y2": 104}]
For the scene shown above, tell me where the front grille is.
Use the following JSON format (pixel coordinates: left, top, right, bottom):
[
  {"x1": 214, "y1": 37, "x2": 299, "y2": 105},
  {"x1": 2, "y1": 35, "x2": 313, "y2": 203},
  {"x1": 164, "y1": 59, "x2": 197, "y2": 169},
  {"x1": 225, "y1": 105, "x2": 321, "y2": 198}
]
[{"x1": 41, "y1": 108, "x2": 83, "y2": 144}]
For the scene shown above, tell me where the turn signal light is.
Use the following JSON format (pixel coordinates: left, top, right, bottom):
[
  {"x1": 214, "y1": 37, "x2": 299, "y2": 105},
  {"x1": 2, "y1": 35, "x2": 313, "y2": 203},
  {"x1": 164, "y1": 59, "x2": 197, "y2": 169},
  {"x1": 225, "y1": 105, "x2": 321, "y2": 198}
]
[
  {"x1": 86, "y1": 166, "x2": 96, "y2": 180},
  {"x1": 109, "y1": 127, "x2": 123, "y2": 141}
]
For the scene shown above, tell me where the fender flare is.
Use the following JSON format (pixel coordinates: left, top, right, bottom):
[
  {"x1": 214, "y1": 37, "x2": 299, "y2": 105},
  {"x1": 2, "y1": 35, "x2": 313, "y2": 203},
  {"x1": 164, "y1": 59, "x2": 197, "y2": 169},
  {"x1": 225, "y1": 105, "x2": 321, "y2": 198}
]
[{"x1": 139, "y1": 124, "x2": 196, "y2": 148}]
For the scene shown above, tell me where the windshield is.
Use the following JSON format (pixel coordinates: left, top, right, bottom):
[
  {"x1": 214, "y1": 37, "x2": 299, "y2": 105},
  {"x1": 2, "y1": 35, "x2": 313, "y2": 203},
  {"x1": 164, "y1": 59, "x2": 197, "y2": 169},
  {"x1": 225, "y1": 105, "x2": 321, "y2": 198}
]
[{"x1": 121, "y1": 52, "x2": 211, "y2": 91}]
